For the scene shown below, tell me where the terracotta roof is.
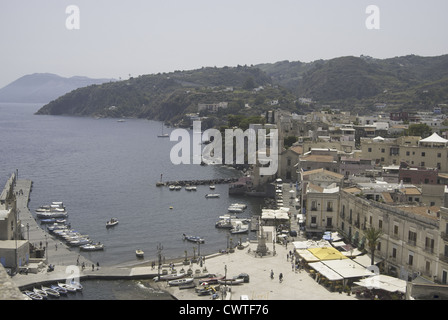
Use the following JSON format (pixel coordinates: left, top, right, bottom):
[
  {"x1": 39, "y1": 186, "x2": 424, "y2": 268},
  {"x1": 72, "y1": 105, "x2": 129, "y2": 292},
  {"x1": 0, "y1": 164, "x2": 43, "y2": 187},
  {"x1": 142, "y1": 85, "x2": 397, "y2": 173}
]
[
  {"x1": 302, "y1": 168, "x2": 344, "y2": 179},
  {"x1": 290, "y1": 145, "x2": 303, "y2": 155},
  {"x1": 342, "y1": 187, "x2": 362, "y2": 194},
  {"x1": 300, "y1": 155, "x2": 335, "y2": 163},
  {"x1": 404, "y1": 187, "x2": 421, "y2": 196},
  {"x1": 381, "y1": 192, "x2": 394, "y2": 203}
]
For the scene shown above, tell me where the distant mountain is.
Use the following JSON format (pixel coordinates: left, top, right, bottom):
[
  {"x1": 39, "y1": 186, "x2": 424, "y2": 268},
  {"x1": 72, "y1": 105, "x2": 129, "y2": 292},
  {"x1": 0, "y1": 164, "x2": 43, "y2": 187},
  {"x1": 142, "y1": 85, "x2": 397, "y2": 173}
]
[
  {"x1": 35, "y1": 54, "x2": 448, "y2": 121},
  {"x1": 257, "y1": 54, "x2": 448, "y2": 113},
  {"x1": 0, "y1": 73, "x2": 114, "y2": 103}
]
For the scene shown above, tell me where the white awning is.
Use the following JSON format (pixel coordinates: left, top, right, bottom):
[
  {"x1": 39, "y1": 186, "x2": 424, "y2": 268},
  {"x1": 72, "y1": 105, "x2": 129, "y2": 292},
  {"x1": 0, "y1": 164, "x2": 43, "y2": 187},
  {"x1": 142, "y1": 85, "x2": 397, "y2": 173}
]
[
  {"x1": 354, "y1": 275, "x2": 406, "y2": 294},
  {"x1": 308, "y1": 262, "x2": 343, "y2": 281}
]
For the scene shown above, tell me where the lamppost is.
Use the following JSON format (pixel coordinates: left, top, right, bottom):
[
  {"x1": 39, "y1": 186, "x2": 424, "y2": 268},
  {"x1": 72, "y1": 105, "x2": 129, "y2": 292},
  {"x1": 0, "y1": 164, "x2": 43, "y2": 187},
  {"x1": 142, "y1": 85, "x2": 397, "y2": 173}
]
[
  {"x1": 26, "y1": 223, "x2": 29, "y2": 241},
  {"x1": 157, "y1": 243, "x2": 163, "y2": 280}
]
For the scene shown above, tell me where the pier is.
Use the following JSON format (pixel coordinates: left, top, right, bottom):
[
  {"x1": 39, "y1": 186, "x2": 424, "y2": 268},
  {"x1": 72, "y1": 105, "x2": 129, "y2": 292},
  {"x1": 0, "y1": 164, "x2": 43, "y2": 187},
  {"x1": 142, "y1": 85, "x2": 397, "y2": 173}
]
[{"x1": 156, "y1": 177, "x2": 239, "y2": 187}]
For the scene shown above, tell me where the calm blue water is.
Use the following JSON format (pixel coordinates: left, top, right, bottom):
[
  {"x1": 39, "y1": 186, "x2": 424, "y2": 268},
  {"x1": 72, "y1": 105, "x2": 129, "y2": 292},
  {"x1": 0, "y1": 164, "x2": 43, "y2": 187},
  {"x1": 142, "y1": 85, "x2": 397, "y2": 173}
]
[
  {"x1": 0, "y1": 103, "x2": 264, "y2": 299},
  {"x1": 0, "y1": 103, "x2": 263, "y2": 267}
]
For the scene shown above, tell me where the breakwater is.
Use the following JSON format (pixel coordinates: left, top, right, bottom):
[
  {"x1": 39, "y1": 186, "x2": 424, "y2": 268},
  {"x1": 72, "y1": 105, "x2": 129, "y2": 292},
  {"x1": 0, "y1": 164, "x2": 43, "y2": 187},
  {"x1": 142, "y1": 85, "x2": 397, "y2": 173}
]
[{"x1": 156, "y1": 178, "x2": 239, "y2": 187}]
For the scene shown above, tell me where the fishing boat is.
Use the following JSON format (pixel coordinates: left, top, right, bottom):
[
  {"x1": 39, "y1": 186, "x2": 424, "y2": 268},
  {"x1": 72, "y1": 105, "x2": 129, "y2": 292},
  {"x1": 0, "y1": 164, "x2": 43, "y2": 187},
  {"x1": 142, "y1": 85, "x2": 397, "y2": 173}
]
[
  {"x1": 58, "y1": 282, "x2": 77, "y2": 293},
  {"x1": 217, "y1": 278, "x2": 244, "y2": 285},
  {"x1": 80, "y1": 243, "x2": 104, "y2": 251},
  {"x1": 168, "y1": 277, "x2": 194, "y2": 286},
  {"x1": 23, "y1": 290, "x2": 44, "y2": 300},
  {"x1": 183, "y1": 234, "x2": 205, "y2": 244},
  {"x1": 136, "y1": 249, "x2": 144, "y2": 258},
  {"x1": 50, "y1": 284, "x2": 68, "y2": 296},
  {"x1": 215, "y1": 219, "x2": 233, "y2": 229},
  {"x1": 41, "y1": 286, "x2": 60, "y2": 298},
  {"x1": 106, "y1": 218, "x2": 119, "y2": 228},
  {"x1": 205, "y1": 193, "x2": 220, "y2": 198},
  {"x1": 33, "y1": 287, "x2": 48, "y2": 299}
]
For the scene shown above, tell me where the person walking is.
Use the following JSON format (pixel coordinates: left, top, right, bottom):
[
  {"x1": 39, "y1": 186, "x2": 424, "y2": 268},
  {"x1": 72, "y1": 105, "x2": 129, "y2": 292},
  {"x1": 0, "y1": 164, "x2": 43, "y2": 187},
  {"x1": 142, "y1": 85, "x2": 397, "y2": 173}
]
[
  {"x1": 279, "y1": 273, "x2": 283, "y2": 283},
  {"x1": 270, "y1": 269, "x2": 274, "y2": 279}
]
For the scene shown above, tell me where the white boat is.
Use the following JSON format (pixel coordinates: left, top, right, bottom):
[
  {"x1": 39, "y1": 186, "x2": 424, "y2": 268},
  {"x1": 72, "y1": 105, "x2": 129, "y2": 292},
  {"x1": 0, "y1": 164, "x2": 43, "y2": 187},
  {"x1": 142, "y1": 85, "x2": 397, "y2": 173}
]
[
  {"x1": 106, "y1": 218, "x2": 119, "y2": 228},
  {"x1": 80, "y1": 243, "x2": 104, "y2": 251},
  {"x1": 136, "y1": 249, "x2": 144, "y2": 258},
  {"x1": 33, "y1": 287, "x2": 48, "y2": 299},
  {"x1": 58, "y1": 282, "x2": 77, "y2": 293},
  {"x1": 23, "y1": 290, "x2": 44, "y2": 300},
  {"x1": 175, "y1": 186, "x2": 182, "y2": 191},
  {"x1": 228, "y1": 206, "x2": 244, "y2": 213},
  {"x1": 230, "y1": 221, "x2": 249, "y2": 234},
  {"x1": 168, "y1": 277, "x2": 194, "y2": 286},
  {"x1": 230, "y1": 203, "x2": 247, "y2": 209},
  {"x1": 205, "y1": 194, "x2": 220, "y2": 198},
  {"x1": 36, "y1": 211, "x2": 68, "y2": 219},
  {"x1": 69, "y1": 280, "x2": 83, "y2": 291},
  {"x1": 41, "y1": 286, "x2": 60, "y2": 298},
  {"x1": 209, "y1": 185, "x2": 215, "y2": 189},
  {"x1": 153, "y1": 273, "x2": 186, "y2": 282},
  {"x1": 185, "y1": 186, "x2": 197, "y2": 191},
  {"x1": 217, "y1": 278, "x2": 244, "y2": 285},
  {"x1": 169, "y1": 185, "x2": 175, "y2": 190}
]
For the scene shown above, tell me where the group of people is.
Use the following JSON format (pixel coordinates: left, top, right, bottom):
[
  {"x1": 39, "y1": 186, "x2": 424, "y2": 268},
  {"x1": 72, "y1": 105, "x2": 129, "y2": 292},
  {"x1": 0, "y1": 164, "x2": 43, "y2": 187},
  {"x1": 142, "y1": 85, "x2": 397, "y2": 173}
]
[{"x1": 270, "y1": 269, "x2": 283, "y2": 283}]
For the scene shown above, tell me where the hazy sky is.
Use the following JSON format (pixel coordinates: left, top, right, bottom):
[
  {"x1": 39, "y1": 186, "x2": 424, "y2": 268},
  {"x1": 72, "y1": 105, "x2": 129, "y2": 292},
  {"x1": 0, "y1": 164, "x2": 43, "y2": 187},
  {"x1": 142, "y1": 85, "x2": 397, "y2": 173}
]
[{"x1": 0, "y1": 0, "x2": 447, "y2": 87}]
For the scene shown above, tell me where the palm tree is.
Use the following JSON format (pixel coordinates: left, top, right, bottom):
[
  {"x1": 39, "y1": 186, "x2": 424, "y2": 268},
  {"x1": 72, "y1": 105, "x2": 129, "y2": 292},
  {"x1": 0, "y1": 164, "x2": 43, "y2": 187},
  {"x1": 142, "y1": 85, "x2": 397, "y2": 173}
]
[{"x1": 364, "y1": 227, "x2": 383, "y2": 266}]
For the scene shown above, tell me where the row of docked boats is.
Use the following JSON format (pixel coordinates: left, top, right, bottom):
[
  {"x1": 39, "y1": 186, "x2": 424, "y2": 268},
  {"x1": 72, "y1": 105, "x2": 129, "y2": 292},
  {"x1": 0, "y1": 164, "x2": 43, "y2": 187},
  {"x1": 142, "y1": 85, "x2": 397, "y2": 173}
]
[
  {"x1": 48, "y1": 222, "x2": 104, "y2": 251},
  {"x1": 36, "y1": 201, "x2": 68, "y2": 219},
  {"x1": 214, "y1": 203, "x2": 251, "y2": 234},
  {"x1": 22, "y1": 281, "x2": 83, "y2": 300}
]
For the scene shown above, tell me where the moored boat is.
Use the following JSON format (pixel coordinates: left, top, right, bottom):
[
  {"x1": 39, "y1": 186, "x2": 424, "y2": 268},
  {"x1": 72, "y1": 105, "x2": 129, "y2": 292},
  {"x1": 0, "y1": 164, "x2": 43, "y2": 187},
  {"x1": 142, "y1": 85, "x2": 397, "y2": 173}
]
[
  {"x1": 153, "y1": 273, "x2": 186, "y2": 282},
  {"x1": 217, "y1": 278, "x2": 244, "y2": 285},
  {"x1": 136, "y1": 249, "x2": 144, "y2": 258},
  {"x1": 50, "y1": 284, "x2": 68, "y2": 295},
  {"x1": 57, "y1": 282, "x2": 77, "y2": 293},
  {"x1": 205, "y1": 193, "x2": 220, "y2": 198},
  {"x1": 168, "y1": 277, "x2": 194, "y2": 286},
  {"x1": 33, "y1": 287, "x2": 48, "y2": 299},
  {"x1": 70, "y1": 280, "x2": 83, "y2": 291},
  {"x1": 41, "y1": 286, "x2": 60, "y2": 298},
  {"x1": 23, "y1": 290, "x2": 44, "y2": 300},
  {"x1": 183, "y1": 234, "x2": 205, "y2": 244}
]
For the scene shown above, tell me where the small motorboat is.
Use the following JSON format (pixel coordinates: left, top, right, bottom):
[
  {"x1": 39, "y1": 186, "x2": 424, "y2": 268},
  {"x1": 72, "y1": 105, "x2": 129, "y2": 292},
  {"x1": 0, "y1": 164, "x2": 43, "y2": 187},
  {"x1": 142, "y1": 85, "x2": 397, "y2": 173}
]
[
  {"x1": 183, "y1": 234, "x2": 205, "y2": 244},
  {"x1": 209, "y1": 185, "x2": 215, "y2": 190},
  {"x1": 57, "y1": 282, "x2": 77, "y2": 293},
  {"x1": 136, "y1": 249, "x2": 144, "y2": 258},
  {"x1": 169, "y1": 185, "x2": 175, "y2": 190},
  {"x1": 153, "y1": 273, "x2": 186, "y2": 282},
  {"x1": 80, "y1": 243, "x2": 104, "y2": 251},
  {"x1": 185, "y1": 186, "x2": 197, "y2": 191},
  {"x1": 106, "y1": 218, "x2": 119, "y2": 228},
  {"x1": 168, "y1": 277, "x2": 194, "y2": 286},
  {"x1": 205, "y1": 193, "x2": 220, "y2": 198},
  {"x1": 41, "y1": 286, "x2": 60, "y2": 298},
  {"x1": 23, "y1": 290, "x2": 44, "y2": 300},
  {"x1": 228, "y1": 206, "x2": 244, "y2": 213}
]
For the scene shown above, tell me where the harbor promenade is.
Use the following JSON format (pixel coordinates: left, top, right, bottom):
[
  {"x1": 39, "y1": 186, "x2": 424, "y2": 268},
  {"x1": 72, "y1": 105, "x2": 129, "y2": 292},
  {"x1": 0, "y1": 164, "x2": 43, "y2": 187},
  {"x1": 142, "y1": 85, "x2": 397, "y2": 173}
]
[{"x1": 11, "y1": 180, "x2": 356, "y2": 300}]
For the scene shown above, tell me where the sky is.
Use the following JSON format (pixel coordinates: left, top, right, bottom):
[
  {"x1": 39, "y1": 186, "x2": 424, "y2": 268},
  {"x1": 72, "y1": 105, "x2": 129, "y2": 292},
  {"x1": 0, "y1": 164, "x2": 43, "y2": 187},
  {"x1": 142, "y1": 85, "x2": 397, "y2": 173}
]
[{"x1": 0, "y1": 0, "x2": 447, "y2": 88}]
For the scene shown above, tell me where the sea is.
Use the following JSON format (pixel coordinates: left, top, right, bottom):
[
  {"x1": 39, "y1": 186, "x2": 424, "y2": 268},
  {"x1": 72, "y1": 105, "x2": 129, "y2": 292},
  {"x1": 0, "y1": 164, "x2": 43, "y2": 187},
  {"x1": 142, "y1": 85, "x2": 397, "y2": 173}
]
[{"x1": 0, "y1": 102, "x2": 264, "y2": 299}]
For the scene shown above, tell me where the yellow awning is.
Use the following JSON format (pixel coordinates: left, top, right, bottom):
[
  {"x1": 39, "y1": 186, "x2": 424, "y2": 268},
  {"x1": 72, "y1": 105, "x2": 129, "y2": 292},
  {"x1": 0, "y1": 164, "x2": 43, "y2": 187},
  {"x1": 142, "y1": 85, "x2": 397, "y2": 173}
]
[{"x1": 308, "y1": 247, "x2": 348, "y2": 261}]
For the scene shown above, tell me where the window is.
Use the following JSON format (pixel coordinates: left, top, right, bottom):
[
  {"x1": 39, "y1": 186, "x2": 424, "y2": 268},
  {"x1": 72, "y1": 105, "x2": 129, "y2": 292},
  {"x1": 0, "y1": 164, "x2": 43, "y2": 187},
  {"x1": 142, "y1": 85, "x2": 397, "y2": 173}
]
[
  {"x1": 381, "y1": 148, "x2": 385, "y2": 153},
  {"x1": 394, "y1": 224, "x2": 399, "y2": 236},
  {"x1": 378, "y1": 220, "x2": 383, "y2": 230},
  {"x1": 327, "y1": 201, "x2": 333, "y2": 212},
  {"x1": 368, "y1": 148, "x2": 372, "y2": 152},
  {"x1": 406, "y1": 151, "x2": 410, "y2": 156},
  {"x1": 425, "y1": 237, "x2": 434, "y2": 253},
  {"x1": 421, "y1": 162, "x2": 425, "y2": 167},
  {"x1": 408, "y1": 230, "x2": 417, "y2": 245},
  {"x1": 327, "y1": 217, "x2": 333, "y2": 228},
  {"x1": 311, "y1": 201, "x2": 317, "y2": 211},
  {"x1": 422, "y1": 152, "x2": 426, "y2": 157},
  {"x1": 392, "y1": 247, "x2": 397, "y2": 258},
  {"x1": 408, "y1": 253, "x2": 414, "y2": 266},
  {"x1": 438, "y1": 153, "x2": 442, "y2": 158}
]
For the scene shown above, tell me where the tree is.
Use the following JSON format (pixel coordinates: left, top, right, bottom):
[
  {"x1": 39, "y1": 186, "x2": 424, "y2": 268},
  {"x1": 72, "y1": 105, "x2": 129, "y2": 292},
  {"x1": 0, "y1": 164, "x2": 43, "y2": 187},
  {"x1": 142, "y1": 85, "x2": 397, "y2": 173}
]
[
  {"x1": 364, "y1": 227, "x2": 383, "y2": 266},
  {"x1": 243, "y1": 77, "x2": 255, "y2": 90},
  {"x1": 406, "y1": 123, "x2": 432, "y2": 138}
]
